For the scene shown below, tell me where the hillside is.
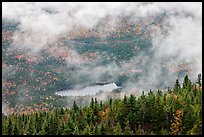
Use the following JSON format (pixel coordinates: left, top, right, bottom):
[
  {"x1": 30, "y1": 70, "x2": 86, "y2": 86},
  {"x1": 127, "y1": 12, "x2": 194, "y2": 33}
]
[
  {"x1": 2, "y1": 15, "x2": 193, "y2": 114},
  {"x1": 2, "y1": 75, "x2": 202, "y2": 135},
  {"x1": 2, "y1": 2, "x2": 202, "y2": 135}
]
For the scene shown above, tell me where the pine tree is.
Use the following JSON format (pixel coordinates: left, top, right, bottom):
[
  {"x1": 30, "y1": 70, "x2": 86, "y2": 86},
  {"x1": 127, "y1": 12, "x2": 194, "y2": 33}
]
[
  {"x1": 94, "y1": 125, "x2": 101, "y2": 135},
  {"x1": 7, "y1": 118, "x2": 13, "y2": 135},
  {"x1": 100, "y1": 101, "x2": 103, "y2": 110},
  {"x1": 1, "y1": 74, "x2": 202, "y2": 135},
  {"x1": 35, "y1": 112, "x2": 42, "y2": 133},
  {"x1": 129, "y1": 94, "x2": 136, "y2": 110},
  {"x1": 67, "y1": 118, "x2": 75, "y2": 135},
  {"x1": 135, "y1": 125, "x2": 145, "y2": 135},
  {"x1": 183, "y1": 75, "x2": 189, "y2": 89},
  {"x1": 160, "y1": 127, "x2": 168, "y2": 135},
  {"x1": 13, "y1": 123, "x2": 19, "y2": 135},
  {"x1": 129, "y1": 94, "x2": 137, "y2": 130},
  {"x1": 100, "y1": 123, "x2": 106, "y2": 135},
  {"x1": 113, "y1": 122, "x2": 123, "y2": 135},
  {"x1": 174, "y1": 79, "x2": 180, "y2": 94},
  {"x1": 2, "y1": 116, "x2": 7, "y2": 135},
  {"x1": 82, "y1": 125, "x2": 92, "y2": 135},
  {"x1": 38, "y1": 129, "x2": 46, "y2": 135},
  {"x1": 48, "y1": 116, "x2": 55, "y2": 135},
  {"x1": 28, "y1": 116, "x2": 35, "y2": 135},
  {"x1": 93, "y1": 99, "x2": 99, "y2": 122},
  {"x1": 73, "y1": 101, "x2": 79, "y2": 112},
  {"x1": 109, "y1": 98, "x2": 112, "y2": 106},
  {"x1": 123, "y1": 95, "x2": 128, "y2": 109},
  {"x1": 187, "y1": 79, "x2": 192, "y2": 93},
  {"x1": 56, "y1": 123, "x2": 64, "y2": 135},
  {"x1": 73, "y1": 125, "x2": 80, "y2": 135},
  {"x1": 124, "y1": 120, "x2": 132, "y2": 135},
  {"x1": 196, "y1": 73, "x2": 202, "y2": 86},
  {"x1": 52, "y1": 113, "x2": 58, "y2": 135},
  {"x1": 90, "y1": 98, "x2": 94, "y2": 109},
  {"x1": 151, "y1": 92, "x2": 165, "y2": 133},
  {"x1": 60, "y1": 108, "x2": 65, "y2": 115},
  {"x1": 16, "y1": 115, "x2": 23, "y2": 135},
  {"x1": 41, "y1": 120, "x2": 48, "y2": 135},
  {"x1": 124, "y1": 95, "x2": 127, "y2": 103}
]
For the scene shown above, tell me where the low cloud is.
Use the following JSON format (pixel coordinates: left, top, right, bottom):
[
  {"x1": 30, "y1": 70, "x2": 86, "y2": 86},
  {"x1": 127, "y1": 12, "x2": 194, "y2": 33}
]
[{"x1": 2, "y1": 2, "x2": 202, "y2": 106}]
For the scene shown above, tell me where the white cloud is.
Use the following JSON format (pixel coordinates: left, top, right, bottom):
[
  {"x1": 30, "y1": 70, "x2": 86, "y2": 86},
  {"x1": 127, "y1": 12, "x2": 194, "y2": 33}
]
[{"x1": 2, "y1": 2, "x2": 202, "y2": 94}]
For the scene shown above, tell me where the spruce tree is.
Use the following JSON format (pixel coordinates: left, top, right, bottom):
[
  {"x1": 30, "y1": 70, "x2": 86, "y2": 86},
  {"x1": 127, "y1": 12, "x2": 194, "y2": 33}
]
[
  {"x1": 60, "y1": 108, "x2": 65, "y2": 115},
  {"x1": 56, "y1": 123, "x2": 64, "y2": 135},
  {"x1": 196, "y1": 73, "x2": 202, "y2": 86},
  {"x1": 123, "y1": 95, "x2": 128, "y2": 108},
  {"x1": 183, "y1": 75, "x2": 189, "y2": 89},
  {"x1": 13, "y1": 123, "x2": 19, "y2": 135},
  {"x1": 28, "y1": 116, "x2": 35, "y2": 135},
  {"x1": 174, "y1": 79, "x2": 180, "y2": 94},
  {"x1": 83, "y1": 125, "x2": 92, "y2": 135},
  {"x1": 187, "y1": 79, "x2": 192, "y2": 93},
  {"x1": 124, "y1": 120, "x2": 132, "y2": 135},
  {"x1": 113, "y1": 122, "x2": 123, "y2": 135},
  {"x1": 94, "y1": 125, "x2": 101, "y2": 135},
  {"x1": 73, "y1": 125, "x2": 80, "y2": 135},
  {"x1": 109, "y1": 98, "x2": 112, "y2": 106},
  {"x1": 100, "y1": 123, "x2": 106, "y2": 135},
  {"x1": 7, "y1": 118, "x2": 13, "y2": 135},
  {"x1": 73, "y1": 101, "x2": 79, "y2": 112},
  {"x1": 90, "y1": 98, "x2": 94, "y2": 109}
]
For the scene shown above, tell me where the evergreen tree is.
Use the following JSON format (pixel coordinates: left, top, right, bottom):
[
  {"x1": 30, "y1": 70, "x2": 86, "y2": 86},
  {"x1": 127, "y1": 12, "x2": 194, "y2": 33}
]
[
  {"x1": 67, "y1": 118, "x2": 75, "y2": 135},
  {"x1": 90, "y1": 98, "x2": 94, "y2": 109},
  {"x1": 100, "y1": 101, "x2": 103, "y2": 110},
  {"x1": 124, "y1": 120, "x2": 132, "y2": 135},
  {"x1": 42, "y1": 120, "x2": 48, "y2": 135},
  {"x1": 174, "y1": 79, "x2": 180, "y2": 94},
  {"x1": 187, "y1": 79, "x2": 192, "y2": 93},
  {"x1": 28, "y1": 116, "x2": 35, "y2": 135},
  {"x1": 48, "y1": 116, "x2": 55, "y2": 135},
  {"x1": 183, "y1": 75, "x2": 189, "y2": 89},
  {"x1": 129, "y1": 94, "x2": 136, "y2": 110},
  {"x1": 93, "y1": 98, "x2": 99, "y2": 122},
  {"x1": 94, "y1": 125, "x2": 101, "y2": 135},
  {"x1": 1, "y1": 74, "x2": 202, "y2": 135},
  {"x1": 60, "y1": 108, "x2": 65, "y2": 115},
  {"x1": 123, "y1": 95, "x2": 128, "y2": 109},
  {"x1": 73, "y1": 125, "x2": 80, "y2": 135},
  {"x1": 135, "y1": 125, "x2": 145, "y2": 135},
  {"x1": 13, "y1": 123, "x2": 19, "y2": 135},
  {"x1": 109, "y1": 98, "x2": 112, "y2": 107},
  {"x1": 83, "y1": 125, "x2": 92, "y2": 135},
  {"x1": 38, "y1": 129, "x2": 46, "y2": 135},
  {"x1": 56, "y1": 123, "x2": 64, "y2": 135},
  {"x1": 73, "y1": 101, "x2": 79, "y2": 112},
  {"x1": 196, "y1": 73, "x2": 202, "y2": 86},
  {"x1": 100, "y1": 123, "x2": 106, "y2": 135},
  {"x1": 113, "y1": 122, "x2": 123, "y2": 135},
  {"x1": 35, "y1": 112, "x2": 43, "y2": 133},
  {"x1": 7, "y1": 118, "x2": 13, "y2": 135}
]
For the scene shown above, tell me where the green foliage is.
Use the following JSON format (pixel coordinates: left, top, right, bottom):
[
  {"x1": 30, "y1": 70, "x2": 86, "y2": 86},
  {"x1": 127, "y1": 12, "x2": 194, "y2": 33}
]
[
  {"x1": 7, "y1": 118, "x2": 13, "y2": 135},
  {"x1": 113, "y1": 122, "x2": 123, "y2": 135},
  {"x1": 197, "y1": 73, "x2": 202, "y2": 86},
  {"x1": 2, "y1": 75, "x2": 202, "y2": 135},
  {"x1": 174, "y1": 79, "x2": 180, "y2": 94},
  {"x1": 73, "y1": 101, "x2": 79, "y2": 112}
]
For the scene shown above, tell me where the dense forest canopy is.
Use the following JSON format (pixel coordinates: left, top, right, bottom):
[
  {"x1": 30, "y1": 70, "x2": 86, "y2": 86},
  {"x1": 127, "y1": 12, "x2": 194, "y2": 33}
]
[
  {"x1": 2, "y1": 2, "x2": 202, "y2": 135},
  {"x1": 2, "y1": 75, "x2": 202, "y2": 135}
]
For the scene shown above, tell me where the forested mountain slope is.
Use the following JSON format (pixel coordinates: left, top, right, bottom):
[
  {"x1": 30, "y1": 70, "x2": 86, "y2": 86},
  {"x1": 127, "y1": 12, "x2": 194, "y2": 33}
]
[{"x1": 2, "y1": 75, "x2": 202, "y2": 135}]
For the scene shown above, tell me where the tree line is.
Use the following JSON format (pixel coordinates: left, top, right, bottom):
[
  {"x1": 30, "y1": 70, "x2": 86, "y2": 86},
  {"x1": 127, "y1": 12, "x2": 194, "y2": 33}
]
[{"x1": 2, "y1": 74, "x2": 202, "y2": 135}]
